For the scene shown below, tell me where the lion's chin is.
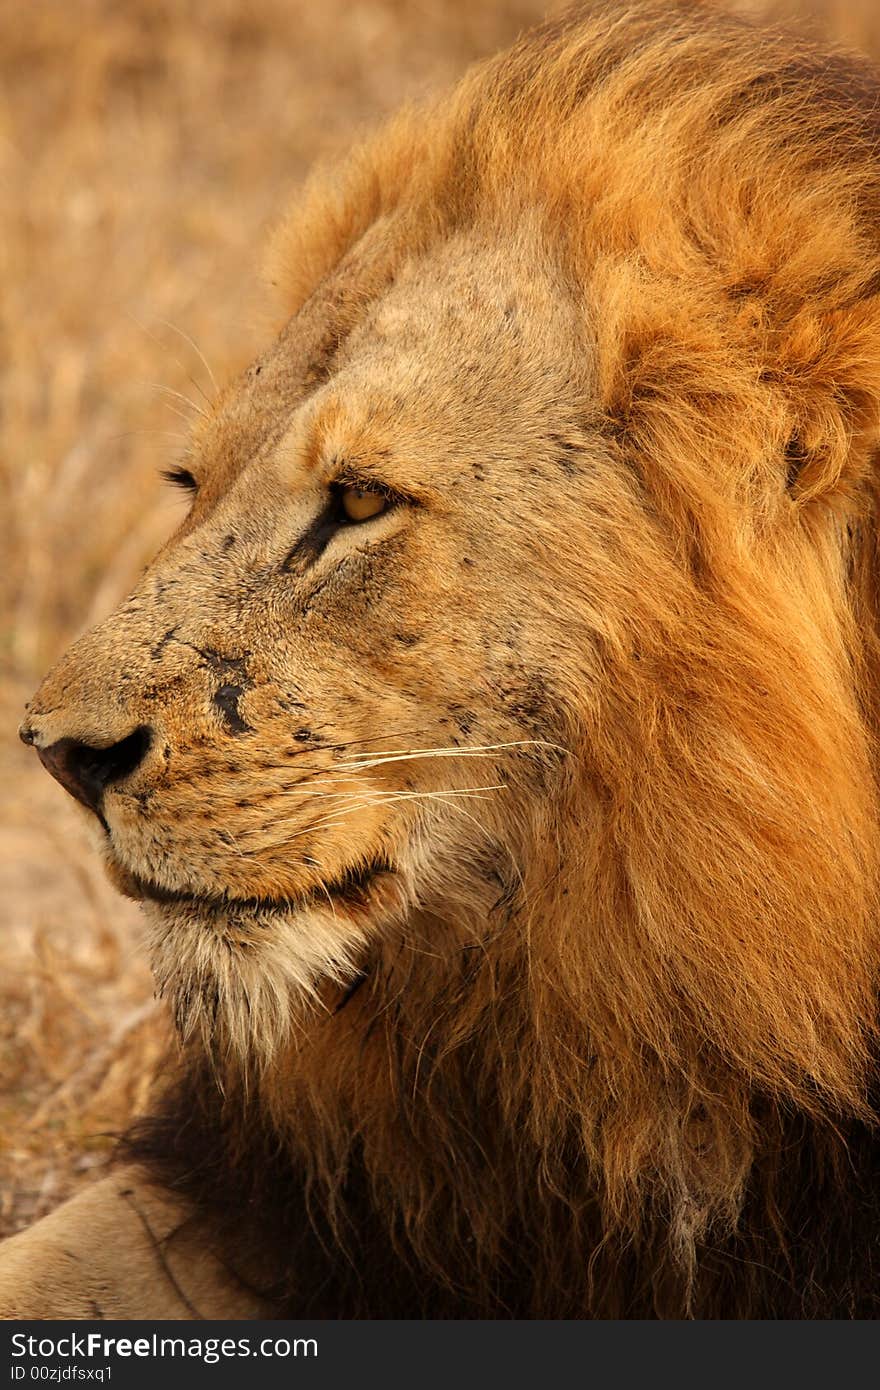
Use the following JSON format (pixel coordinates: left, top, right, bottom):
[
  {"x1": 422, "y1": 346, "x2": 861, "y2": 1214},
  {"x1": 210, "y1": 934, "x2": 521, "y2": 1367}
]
[{"x1": 136, "y1": 863, "x2": 401, "y2": 1063}]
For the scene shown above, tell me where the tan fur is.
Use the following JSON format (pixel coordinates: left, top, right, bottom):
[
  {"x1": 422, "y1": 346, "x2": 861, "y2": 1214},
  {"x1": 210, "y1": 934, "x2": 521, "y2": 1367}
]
[
  {"x1": 7, "y1": 0, "x2": 880, "y2": 1316},
  {"x1": 0, "y1": 1168, "x2": 270, "y2": 1319}
]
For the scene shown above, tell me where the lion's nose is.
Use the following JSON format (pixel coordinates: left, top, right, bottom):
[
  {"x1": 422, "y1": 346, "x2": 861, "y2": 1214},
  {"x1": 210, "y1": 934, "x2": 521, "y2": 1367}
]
[{"x1": 21, "y1": 724, "x2": 153, "y2": 818}]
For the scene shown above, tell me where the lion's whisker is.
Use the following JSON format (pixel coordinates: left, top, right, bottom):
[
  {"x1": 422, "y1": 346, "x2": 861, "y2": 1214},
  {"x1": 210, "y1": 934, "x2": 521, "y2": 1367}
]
[
  {"x1": 338, "y1": 739, "x2": 571, "y2": 771},
  {"x1": 267, "y1": 784, "x2": 508, "y2": 844},
  {"x1": 155, "y1": 317, "x2": 220, "y2": 398},
  {"x1": 267, "y1": 782, "x2": 503, "y2": 802},
  {"x1": 143, "y1": 381, "x2": 208, "y2": 420}
]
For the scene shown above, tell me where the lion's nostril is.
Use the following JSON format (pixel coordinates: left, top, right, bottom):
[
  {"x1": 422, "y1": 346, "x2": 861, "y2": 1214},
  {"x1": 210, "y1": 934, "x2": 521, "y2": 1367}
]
[{"x1": 35, "y1": 726, "x2": 153, "y2": 819}]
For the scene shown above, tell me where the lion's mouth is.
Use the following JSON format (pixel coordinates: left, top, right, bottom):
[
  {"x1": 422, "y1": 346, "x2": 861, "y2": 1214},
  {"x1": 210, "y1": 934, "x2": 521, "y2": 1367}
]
[{"x1": 127, "y1": 857, "x2": 395, "y2": 920}]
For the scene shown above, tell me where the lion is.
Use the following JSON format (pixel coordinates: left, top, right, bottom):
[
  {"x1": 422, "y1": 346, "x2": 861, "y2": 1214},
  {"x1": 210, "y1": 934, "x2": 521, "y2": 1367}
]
[{"x1": 5, "y1": 0, "x2": 880, "y2": 1318}]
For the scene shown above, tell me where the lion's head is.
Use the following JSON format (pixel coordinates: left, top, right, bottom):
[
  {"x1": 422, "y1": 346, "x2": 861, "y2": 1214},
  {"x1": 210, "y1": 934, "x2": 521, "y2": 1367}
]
[{"x1": 21, "y1": 1, "x2": 880, "y2": 1314}]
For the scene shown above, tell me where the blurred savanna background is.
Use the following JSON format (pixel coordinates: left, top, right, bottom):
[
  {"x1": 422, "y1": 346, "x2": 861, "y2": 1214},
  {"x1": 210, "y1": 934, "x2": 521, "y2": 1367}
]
[{"x1": 2, "y1": 0, "x2": 880, "y2": 1237}]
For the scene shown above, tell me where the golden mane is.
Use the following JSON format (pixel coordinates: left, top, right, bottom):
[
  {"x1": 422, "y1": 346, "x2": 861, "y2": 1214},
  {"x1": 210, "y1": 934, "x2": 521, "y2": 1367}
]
[
  {"x1": 213, "y1": 1, "x2": 880, "y2": 1299},
  {"x1": 33, "y1": 0, "x2": 880, "y2": 1316}
]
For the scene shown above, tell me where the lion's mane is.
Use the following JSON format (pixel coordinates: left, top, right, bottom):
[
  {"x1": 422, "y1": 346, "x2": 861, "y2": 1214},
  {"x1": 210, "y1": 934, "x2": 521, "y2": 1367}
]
[{"x1": 127, "y1": 2, "x2": 880, "y2": 1316}]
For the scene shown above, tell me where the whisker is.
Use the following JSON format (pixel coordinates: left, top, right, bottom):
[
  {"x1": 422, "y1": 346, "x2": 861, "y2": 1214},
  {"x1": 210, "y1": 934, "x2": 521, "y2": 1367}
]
[
  {"x1": 419, "y1": 794, "x2": 527, "y2": 900},
  {"x1": 143, "y1": 381, "x2": 208, "y2": 420},
  {"x1": 154, "y1": 399, "x2": 201, "y2": 430},
  {"x1": 339, "y1": 739, "x2": 570, "y2": 770},
  {"x1": 245, "y1": 734, "x2": 562, "y2": 785},
  {"x1": 266, "y1": 781, "x2": 501, "y2": 801},
  {"x1": 155, "y1": 317, "x2": 220, "y2": 398},
  {"x1": 187, "y1": 373, "x2": 213, "y2": 412},
  {"x1": 108, "y1": 430, "x2": 190, "y2": 444},
  {"x1": 273, "y1": 785, "x2": 507, "y2": 843},
  {"x1": 128, "y1": 311, "x2": 217, "y2": 409}
]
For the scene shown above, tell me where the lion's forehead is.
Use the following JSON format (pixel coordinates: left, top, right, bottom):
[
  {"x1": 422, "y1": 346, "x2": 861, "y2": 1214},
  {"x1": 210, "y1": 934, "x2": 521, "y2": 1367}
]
[{"x1": 194, "y1": 234, "x2": 585, "y2": 505}]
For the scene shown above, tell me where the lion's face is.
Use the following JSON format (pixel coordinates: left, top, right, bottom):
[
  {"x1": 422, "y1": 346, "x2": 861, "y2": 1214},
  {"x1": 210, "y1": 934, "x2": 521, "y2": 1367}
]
[{"x1": 21, "y1": 231, "x2": 611, "y2": 1050}]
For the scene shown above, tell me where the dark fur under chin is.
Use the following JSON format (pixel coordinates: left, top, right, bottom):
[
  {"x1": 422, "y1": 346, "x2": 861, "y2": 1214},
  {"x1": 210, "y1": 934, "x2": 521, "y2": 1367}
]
[{"x1": 120, "y1": 1051, "x2": 880, "y2": 1319}]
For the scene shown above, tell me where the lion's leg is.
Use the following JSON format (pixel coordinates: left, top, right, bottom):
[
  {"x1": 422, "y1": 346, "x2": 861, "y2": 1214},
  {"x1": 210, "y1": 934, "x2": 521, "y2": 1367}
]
[{"x1": 0, "y1": 1166, "x2": 271, "y2": 1320}]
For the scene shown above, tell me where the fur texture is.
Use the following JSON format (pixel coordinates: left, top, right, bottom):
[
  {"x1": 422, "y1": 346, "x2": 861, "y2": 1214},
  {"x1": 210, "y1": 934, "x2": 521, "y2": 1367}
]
[{"x1": 17, "y1": 0, "x2": 880, "y2": 1316}]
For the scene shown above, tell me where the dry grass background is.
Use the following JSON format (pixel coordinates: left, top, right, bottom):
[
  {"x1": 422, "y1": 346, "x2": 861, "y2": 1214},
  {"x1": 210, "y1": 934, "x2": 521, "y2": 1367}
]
[{"x1": 2, "y1": 0, "x2": 880, "y2": 1237}]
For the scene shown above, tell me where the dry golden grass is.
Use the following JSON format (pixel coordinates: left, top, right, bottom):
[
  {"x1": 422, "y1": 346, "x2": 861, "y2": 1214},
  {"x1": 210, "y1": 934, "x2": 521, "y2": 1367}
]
[{"x1": 3, "y1": 0, "x2": 880, "y2": 1236}]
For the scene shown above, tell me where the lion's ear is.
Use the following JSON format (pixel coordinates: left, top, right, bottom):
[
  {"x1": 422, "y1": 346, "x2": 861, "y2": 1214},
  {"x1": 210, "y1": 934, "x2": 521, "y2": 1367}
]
[
  {"x1": 596, "y1": 249, "x2": 880, "y2": 521},
  {"x1": 773, "y1": 294, "x2": 880, "y2": 506}
]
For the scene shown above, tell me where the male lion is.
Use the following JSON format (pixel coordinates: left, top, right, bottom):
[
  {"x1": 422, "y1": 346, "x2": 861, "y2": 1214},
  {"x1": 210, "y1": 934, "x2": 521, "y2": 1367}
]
[{"x1": 5, "y1": 0, "x2": 880, "y2": 1319}]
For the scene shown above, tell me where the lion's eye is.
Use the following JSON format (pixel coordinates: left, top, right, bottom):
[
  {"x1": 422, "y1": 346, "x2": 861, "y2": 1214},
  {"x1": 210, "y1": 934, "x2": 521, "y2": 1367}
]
[{"x1": 339, "y1": 485, "x2": 387, "y2": 523}]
